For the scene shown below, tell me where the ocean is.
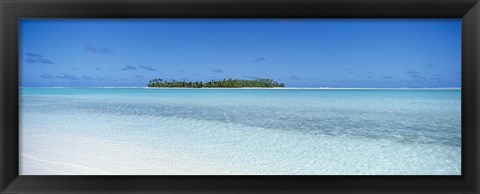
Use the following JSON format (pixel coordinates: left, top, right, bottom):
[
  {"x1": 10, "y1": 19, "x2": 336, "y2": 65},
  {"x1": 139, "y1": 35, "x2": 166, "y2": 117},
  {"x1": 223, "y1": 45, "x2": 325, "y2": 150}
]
[{"x1": 19, "y1": 88, "x2": 461, "y2": 175}]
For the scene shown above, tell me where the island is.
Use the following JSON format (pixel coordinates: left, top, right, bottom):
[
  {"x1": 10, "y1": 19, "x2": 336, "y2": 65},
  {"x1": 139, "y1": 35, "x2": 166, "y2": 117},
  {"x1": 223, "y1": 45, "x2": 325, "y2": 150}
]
[{"x1": 148, "y1": 78, "x2": 285, "y2": 88}]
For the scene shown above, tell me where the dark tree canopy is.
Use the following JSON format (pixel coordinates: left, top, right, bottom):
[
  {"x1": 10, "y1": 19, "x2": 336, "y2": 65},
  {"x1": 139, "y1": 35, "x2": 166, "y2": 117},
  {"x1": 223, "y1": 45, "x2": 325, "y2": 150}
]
[{"x1": 148, "y1": 78, "x2": 285, "y2": 88}]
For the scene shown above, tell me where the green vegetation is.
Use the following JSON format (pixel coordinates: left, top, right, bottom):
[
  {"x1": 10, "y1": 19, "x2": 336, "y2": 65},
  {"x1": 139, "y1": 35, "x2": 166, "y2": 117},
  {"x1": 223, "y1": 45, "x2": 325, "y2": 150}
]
[{"x1": 148, "y1": 78, "x2": 285, "y2": 88}]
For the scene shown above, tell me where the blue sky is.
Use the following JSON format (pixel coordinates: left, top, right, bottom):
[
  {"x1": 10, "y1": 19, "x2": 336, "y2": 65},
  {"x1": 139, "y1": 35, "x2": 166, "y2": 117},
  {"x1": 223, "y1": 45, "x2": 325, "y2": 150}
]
[{"x1": 20, "y1": 19, "x2": 461, "y2": 87}]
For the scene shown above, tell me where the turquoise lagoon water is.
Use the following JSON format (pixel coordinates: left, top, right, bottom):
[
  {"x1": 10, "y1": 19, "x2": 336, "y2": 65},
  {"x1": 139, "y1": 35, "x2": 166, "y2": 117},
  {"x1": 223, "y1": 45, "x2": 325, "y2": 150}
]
[{"x1": 19, "y1": 88, "x2": 461, "y2": 175}]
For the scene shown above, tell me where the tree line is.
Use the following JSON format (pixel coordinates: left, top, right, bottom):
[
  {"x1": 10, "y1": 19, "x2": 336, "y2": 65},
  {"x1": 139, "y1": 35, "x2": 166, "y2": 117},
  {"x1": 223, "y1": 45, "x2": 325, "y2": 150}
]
[{"x1": 147, "y1": 78, "x2": 285, "y2": 88}]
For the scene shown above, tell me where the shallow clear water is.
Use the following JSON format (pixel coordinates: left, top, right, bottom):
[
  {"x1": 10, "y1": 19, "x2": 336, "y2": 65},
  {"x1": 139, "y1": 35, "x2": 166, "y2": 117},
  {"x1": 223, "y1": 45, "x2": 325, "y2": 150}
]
[{"x1": 19, "y1": 88, "x2": 461, "y2": 175}]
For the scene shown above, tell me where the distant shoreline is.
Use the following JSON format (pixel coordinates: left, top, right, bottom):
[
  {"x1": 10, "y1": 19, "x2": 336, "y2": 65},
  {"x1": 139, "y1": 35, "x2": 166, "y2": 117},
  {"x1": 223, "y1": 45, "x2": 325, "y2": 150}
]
[{"x1": 20, "y1": 87, "x2": 461, "y2": 90}]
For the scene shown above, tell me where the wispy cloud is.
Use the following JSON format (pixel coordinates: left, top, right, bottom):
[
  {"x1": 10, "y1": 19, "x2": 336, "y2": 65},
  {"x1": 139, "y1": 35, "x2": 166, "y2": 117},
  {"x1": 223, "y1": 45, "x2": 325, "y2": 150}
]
[
  {"x1": 26, "y1": 53, "x2": 43, "y2": 58},
  {"x1": 211, "y1": 69, "x2": 223, "y2": 73},
  {"x1": 37, "y1": 58, "x2": 54, "y2": 64},
  {"x1": 406, "y1": 69, "x2": 419, "y2": 75},
  {"x1": 121, "y1": 65, "x2": 137, "y2": 71},
  {"x1": 406, "y1": 69, "x2": 423, "y2": 79},
  {"x1": 382, "y1": 76, "x2": 393, "y2": 79},
  {"x1": 26, "y1": 57, "x2": 38, "y2": 63},
  {"x1": 137, "y1": 64, "x2": 156, "y2": 71},
  {"x1": 82, "y1": 76, "x2": 94, "y2": 80},
  {"x1": 409, "y1": 74, "x2": 421, "y2": 78},
  {"x1": 85, "y1": 45, "x2": 114, "y2": 54},
  {"x1": 40, "y1": 73, "x2": 54, "y2": 79},
  {"x1": 98, "y1": 48, "x2": 114, "y2": 53},
  {"x1": 290, "y1": 75, "x2": 301, "y2": 80},
  {"x1": 254, "y1": 57, "x2": 266, "y2": 63},
  {"x1": 56, "y1": 73, "x2": 79, "y2": 80},
  {"x1": 406, "y1": 69, "x2": 427, "y2": 81},
  {"x1": 82, "y1": 75, "x2": 107, "y2": 81},
  {"x1": 25, "y1": 53, "x2": 54, "y2": 64}
]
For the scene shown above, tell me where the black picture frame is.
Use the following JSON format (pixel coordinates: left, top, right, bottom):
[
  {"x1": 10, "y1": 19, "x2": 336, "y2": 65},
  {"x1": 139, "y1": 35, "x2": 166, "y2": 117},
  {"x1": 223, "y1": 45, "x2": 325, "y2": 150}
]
[{"x1": 1, "y1": 0, "x2": 479, "y2": 193}]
